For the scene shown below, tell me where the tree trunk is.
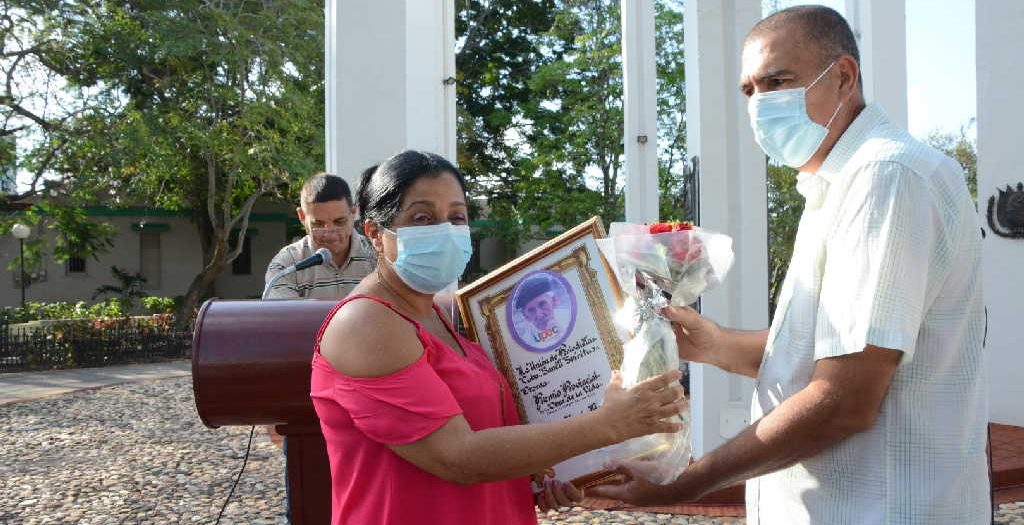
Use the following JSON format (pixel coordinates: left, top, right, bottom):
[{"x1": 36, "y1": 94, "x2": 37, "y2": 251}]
[
  {"x1": 176, "y1": 260, "x2": 225, "y2": 329},
  {"x1": 175, "y1": 214, "x2": 226, "y2": 328}
]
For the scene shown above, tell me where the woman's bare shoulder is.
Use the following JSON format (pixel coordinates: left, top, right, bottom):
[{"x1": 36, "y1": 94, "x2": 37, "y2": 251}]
[{"x1": 319, "y1": 297, "x2": 424, "y2": 378}]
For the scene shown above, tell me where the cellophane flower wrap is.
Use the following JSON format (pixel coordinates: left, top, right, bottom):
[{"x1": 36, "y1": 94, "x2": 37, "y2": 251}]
[{"x1": 595, "y1": 221, "x2": 734, "y2": 484}]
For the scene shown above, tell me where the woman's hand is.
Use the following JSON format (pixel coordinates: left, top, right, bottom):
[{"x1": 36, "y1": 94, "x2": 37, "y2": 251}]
[
  {"x1": 532, "y1": 469, "x2": 584, "y2": 512},
  {"x1": 597, "y1": 370, "x2": 687, "y2": 442}
]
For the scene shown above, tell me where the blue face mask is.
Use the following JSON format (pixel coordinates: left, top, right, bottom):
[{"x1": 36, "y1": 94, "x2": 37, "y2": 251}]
[
  {"x1": 386, "y1": 222, "x2": 473, "y2": 294},
  {"x1": 747, "y1": 61, "x2": 843, "y2": 168}
]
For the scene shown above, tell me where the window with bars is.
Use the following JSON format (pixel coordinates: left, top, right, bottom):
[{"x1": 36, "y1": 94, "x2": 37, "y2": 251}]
[{"x1": 67, "y1": 256, "x2": 87, "y2": 274}]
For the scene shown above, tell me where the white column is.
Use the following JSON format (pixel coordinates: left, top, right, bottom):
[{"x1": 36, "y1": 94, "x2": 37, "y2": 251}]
[
  {"x1": 683, "y1": 0, "x2": 766, "y2": 458},
  {"x1": 977, "y1": 0, "x2": 1024, "y2": 427},
  {"x1": 325, "y1": 0, "x2": 456, "y2": 189},
  {"x1": 845, "y1": 0, "x2": 908, "y2": 128},
  {"x1": 621, "y1": 0, "x2": 659, "y2": 224}
]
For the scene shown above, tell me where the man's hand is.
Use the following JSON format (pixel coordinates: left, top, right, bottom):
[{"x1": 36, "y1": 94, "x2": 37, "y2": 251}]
[
  {"x1": 594, "y1": 345, "x2": 903, "y2": 508},
  {"x1": 661, "y1": 306, "x2": 722, "y2": 364},
  {"x1": 587, "y1": 462, "x2": 690, "y2": 507},
  {"x1": 662, "y1": 306, "x2": 767, "y2": 378}
]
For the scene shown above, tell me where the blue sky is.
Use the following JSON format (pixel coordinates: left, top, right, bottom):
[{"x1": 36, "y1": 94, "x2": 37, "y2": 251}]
[{"x1": 771, "y1": 0, "x2": 977, "y2": 139}]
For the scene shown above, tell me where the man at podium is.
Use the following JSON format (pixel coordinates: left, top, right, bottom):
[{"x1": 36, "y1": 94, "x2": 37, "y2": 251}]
[
  {"x1": 264, "y1": 171, "x2": 377, "y2": 299},
  {"x1": 263, "y1": 169, "x2": 378, "y2": 523}
]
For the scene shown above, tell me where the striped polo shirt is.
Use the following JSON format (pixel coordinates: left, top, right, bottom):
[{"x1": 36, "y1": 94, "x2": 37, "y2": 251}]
[{"x1": 263, "y1": 233, "x2": 377, "y2": 299}]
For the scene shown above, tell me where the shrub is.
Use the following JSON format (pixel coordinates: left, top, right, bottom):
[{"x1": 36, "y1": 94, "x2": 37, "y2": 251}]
[
  {"x1": 0, "y1": 299, "x2": 131, "y2": 324},
  {"x1": 141, "y1": 296, "x2": 179, "y2": 315}
]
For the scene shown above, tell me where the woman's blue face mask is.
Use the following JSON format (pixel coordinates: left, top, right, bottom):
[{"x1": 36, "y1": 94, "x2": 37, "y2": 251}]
[
  {"x1": 384, "y1": 222, "x2": 473, "y2": 294},
  {"x1": 747, "y1": 61, "x2": 843, "y2": 168}
]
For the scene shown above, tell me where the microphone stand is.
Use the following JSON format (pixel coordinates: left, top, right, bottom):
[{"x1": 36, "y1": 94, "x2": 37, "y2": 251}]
[
  {"x1": 262, "y1": 267, "x2": 296, "y2": 300},
  {"x1": 262, "y1": 247, "x2": 332, "y2": 299}
]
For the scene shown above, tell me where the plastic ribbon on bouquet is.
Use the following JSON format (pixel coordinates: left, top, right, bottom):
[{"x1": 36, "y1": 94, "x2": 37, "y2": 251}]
[{"x1": 595, "y1": 222, "x2": 734, "y2": 484}]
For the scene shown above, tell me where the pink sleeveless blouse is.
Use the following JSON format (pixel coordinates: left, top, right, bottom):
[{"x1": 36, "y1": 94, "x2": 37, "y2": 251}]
[{"x1": 310, "y1": 295, "x2": 537, "y2": 525}]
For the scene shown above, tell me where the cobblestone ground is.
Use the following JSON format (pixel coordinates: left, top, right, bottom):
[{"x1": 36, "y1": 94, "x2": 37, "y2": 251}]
[{"x1": 0, "y1": 377, "x2": 1019, "y2": 524}]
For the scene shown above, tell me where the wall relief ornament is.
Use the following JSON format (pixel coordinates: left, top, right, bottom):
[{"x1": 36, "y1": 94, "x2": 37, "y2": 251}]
[{"x1": 987, "y1": 182, "x2": 1024, "y2": 239}]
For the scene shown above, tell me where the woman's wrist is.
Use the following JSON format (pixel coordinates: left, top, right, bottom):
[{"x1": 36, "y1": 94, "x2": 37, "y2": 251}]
[{"x1": 584, "y1": 406, "x2": 627, "y2": 446}]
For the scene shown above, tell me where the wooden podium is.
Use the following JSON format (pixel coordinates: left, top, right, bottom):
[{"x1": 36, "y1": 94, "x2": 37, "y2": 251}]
[{"x1": 192, "y1": 299, "x2": 338, "y2": 525}]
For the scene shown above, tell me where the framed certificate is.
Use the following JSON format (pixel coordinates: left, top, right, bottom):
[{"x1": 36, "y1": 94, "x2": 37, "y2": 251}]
[{"x1": 457, "y1": 217, "x2": 628, "y2": 487}]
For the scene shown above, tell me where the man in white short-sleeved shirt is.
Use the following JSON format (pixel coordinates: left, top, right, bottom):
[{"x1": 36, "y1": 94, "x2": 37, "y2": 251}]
[{"x1": 592, "y1": 6, "x2": 988, "y2": 524}]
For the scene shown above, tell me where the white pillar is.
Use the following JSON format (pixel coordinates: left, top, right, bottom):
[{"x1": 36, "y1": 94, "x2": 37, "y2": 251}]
[
  {"x1": 683, "y1": 0, "x2": 766, "y2": 457},
  {"x1": 325, "y1": 0, "x2": 456, "y2": 190},
  {"x1": 845, "y1": 0, "x2": 908, "y2": 128},
  {"x1": 977, "y1": 0, "x2": 1024, "y2": 427},
  {"x1": 621, "y1": 0, "x2": 659, "y2": 224}
]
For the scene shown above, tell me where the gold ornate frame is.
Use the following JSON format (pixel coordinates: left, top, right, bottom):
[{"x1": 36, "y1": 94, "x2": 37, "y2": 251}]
[
  {"x1": 476, "y1": 243, "x2": 623, "y2": 421},
  {"x1": 455, "y1": 217, "x2": 630, "y2": 489},
  {"x1": 457, "y1": 216, "x2": 625, "y2": 420}
]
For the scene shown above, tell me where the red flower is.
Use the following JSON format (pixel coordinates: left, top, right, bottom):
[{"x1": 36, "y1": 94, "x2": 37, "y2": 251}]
[{"x1": 648, "y1": 221, "x2": 695, "y2": 234}]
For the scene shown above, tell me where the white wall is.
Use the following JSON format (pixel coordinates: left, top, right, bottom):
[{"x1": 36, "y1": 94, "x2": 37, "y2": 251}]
[
  {"x1": 845, "y1": 0, "x2": 908, "y2": 128},
  {"x1": 325, "y1": 0, "x2": 456, "y2": 188},
  {"x1": 1, "y1": 209, "x2": 291, "y2": 308},
  {"x1": 621, "y1": 0, "x2": 660, "y2": 224},
  {"x1": 684, "y1": 0, "x2": 766, "y2": 457},
  {"x1": 976, "y1": 0, "x2": 1024, "y2": 427},
  {"x1": 1, "y1": 215, "x2": 200, "y2": 308}
]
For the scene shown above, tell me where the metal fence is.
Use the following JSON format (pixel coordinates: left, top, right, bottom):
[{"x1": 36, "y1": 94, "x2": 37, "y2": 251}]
[{"x1": 0, "y1": 316, "x2": 192, "y2": 373}]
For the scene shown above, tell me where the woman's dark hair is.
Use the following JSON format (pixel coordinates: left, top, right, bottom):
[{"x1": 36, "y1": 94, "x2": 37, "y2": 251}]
[{"x1": 357, "y1": 150, "x2": 466, "y2": 228}]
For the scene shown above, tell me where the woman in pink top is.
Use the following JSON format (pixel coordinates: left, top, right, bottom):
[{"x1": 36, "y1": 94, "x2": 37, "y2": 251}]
[{"x1": 311, "y1": 150, "x2": 686, "y2": 525}]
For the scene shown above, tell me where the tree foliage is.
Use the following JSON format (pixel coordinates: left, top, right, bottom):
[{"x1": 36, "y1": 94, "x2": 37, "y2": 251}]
[
  {"x1": 926, "y1": 121, "x2": 977, "y2": 199},
  {"x1": 3, "y1": 0, "x2": 325, "y2": 322},
  {"x1": 766, "y1": 162, "x2": 802, "y2": 317},
  {"x1": 92, "y1": 265, "x2": 148, "y2": 310},
  {"x1": 456, "y1": 0, "x2": 689, "y2": 248}
]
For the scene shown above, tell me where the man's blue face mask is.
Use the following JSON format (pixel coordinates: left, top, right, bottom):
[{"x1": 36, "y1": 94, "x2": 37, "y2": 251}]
[
  {"x1": 385, "y1": 222, "x2": 473, "y2": 294},
  {"x1": 747, "y1": 61, "x2": 843, "y2": 169}
]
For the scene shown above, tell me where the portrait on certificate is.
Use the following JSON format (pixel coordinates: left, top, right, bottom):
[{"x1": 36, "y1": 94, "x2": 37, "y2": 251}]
[{"x1": 457, "y1": 217, "x2": 630, "y2": 486}]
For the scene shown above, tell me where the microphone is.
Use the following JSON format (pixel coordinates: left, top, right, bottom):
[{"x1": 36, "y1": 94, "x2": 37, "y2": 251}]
[
  {"x1": 262, "y1": 247, "x2": 332, "y2": 299},
  {"x1": 295, "y1": 247, "x2": 332, "y2": 271}
]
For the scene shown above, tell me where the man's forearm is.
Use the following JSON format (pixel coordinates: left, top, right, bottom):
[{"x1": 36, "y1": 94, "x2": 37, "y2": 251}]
[
  {"x1": 711, "y1": 328, "x2": 767, "y2": 378},
  {"x1": 658, "y1": 381, "x2": 859, "y2": 503}
]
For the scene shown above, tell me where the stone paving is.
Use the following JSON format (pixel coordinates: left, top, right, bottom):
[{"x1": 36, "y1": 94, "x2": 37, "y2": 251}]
[{"x1": 0, "y1": 376, "x2": 1020, "y2": 524}]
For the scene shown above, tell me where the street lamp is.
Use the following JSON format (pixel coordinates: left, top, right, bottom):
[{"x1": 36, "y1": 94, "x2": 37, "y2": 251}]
[{"x1": 10, "y1": 223, "x2": 30, "y2": 307}]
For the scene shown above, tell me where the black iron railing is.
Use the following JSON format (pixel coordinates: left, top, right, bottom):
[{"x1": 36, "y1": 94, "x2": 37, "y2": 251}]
[{"x1": 0, "y1": 315, "x2": 192, "y2": 373}]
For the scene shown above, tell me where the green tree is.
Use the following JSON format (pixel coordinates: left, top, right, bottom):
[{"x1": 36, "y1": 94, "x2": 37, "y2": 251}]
[
  {"x1": 455, "y1": 0, "x2": 560, "y2": 248},
  {"x1": 0, "y1": 2, "x2": 118, "y2": 271},
  {"x1": 766, "y1": 162, "x2": 802, "y2": 317},
  {"x1": 92, "y1": 265, "x2": 148, "y2": 312},
  {"x1": 526, "y1": 0, "x2": 626, "y2": 230},
  {"x1": 456, "y1": 0, "x2": 688, "y2": 249},
  {"x1": 4, "y1": 1, "x2": 324, "y2": 323},
  {"x1": 926, "y1": 121, "x2": 977, "y2": 199}
]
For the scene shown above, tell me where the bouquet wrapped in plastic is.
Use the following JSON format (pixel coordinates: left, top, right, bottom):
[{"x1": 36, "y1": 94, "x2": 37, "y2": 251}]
[{"x1": 595, "y1": 221, "x2": 734, "y2": 484}]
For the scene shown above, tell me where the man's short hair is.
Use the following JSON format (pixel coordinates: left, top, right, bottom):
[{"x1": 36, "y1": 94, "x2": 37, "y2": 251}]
[
  {"x1": 516, "y1": 277, "x2": 554, "y2": 311},
  {"x1": 300, "y1": 172, "x2": 353, "y2": 207},
  {"x1": 747, "y1": 5, "x2": 861, "y2": 74}
]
